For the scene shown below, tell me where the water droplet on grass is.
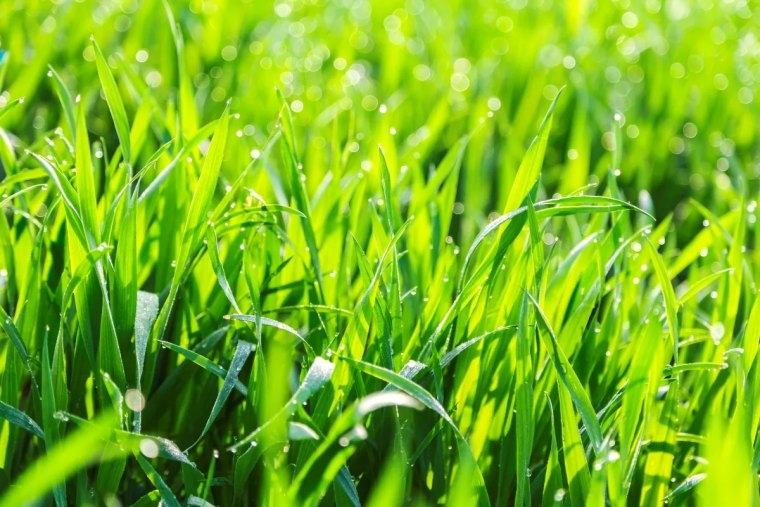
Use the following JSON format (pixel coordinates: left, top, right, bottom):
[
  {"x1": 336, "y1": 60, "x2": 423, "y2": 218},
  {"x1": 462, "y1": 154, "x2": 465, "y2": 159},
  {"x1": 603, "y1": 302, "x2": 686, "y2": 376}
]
[
  {"x1": 140, "y1": 438, "x2": 159, "y2": 458},
  {"x1": 125, "y1": 389, "x2": 146, "y2": 412},
  {"x1": 710, "y1": 323, "x2": 725, "y2": 344}
]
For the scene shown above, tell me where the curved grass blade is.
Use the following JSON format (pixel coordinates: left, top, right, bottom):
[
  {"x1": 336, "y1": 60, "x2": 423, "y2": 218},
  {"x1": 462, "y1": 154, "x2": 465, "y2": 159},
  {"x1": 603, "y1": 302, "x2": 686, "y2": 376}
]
[
  {"x1": 226, "y1": 313, "x2": 315, "y2": 357},
  {"x1": 340, "y1": 357, "x2": 491, "y2": 505},
  {"x1": 0, "y1": 401, "x2": 43, "y2": 440},
  {"x1": 527, "y1": 293, "x2": 603, "y2": 451},
  {"x1": 0, "y1": 305, "x2": 40, "y2": 401},
  {"x1": 289, "y1": 390, "x2": 423, "y2": 506},
  {"x1": 158, "y1": 340, "x2": 247, "y2": 396},
  {"x1": 189, "y1": 340, "x2": 254, "y2": 448},
  {"x1": 232, "y1": 357, "x2": 335, "y2": 499},
  {"x1": 134, "y1": 453, "x2": 180, "y2": 507},
  {"x1": 230, "y1": 356, "x2": 334, "y2": 451}
]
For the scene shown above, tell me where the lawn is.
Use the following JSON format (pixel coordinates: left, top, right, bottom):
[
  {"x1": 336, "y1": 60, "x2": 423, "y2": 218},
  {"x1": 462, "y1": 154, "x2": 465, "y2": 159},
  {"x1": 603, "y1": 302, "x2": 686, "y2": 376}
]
[{"x1": 0, "y1": 0, "x2": 758, "y2": 505}]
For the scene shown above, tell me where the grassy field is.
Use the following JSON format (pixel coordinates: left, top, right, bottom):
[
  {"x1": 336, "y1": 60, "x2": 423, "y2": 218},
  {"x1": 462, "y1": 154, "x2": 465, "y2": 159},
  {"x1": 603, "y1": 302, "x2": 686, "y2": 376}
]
[{"x1": 0, "y1": 0, "x2": 759, "y2": 505}]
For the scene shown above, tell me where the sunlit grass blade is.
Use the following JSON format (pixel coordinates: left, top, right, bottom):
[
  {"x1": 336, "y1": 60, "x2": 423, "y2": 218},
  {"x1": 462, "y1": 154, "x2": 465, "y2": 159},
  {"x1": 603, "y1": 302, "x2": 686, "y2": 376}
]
[
  {"x1": 135, "y1": 453, "x2": 181, "y2": 507},
  {"x1": 0, "y1": 412, "x2": 118, "y2": 507},
  {"x1": 503, "y1": 89, "x2": 562, "y2": 212},
  {"x1": 289, "y1": 390, "x2": 423, "y2": 506},
  {"x1": 90, "y1": 37, "x2": 131, "y2": 167},
  {"x1": 527, "y1": 293, "x2": 603, "y2": 451},
  {"x1": 644, "y1": 238, "x2": 680, "y2": 363},
  {"x1": 515, "y1": 293, "x2": 534, "y2": 507},
  {"x1": 159, "y1": 340, "x2": 247, "y2": 395},
  {"x1": 46, "y1": 67, "x2": 75, "y2": 140}
]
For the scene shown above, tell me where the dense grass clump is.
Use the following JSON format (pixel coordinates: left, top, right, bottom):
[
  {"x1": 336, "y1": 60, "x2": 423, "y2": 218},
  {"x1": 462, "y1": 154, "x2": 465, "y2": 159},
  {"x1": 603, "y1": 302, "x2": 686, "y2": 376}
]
[{"x1": 0, "y1": 0, "x2": 758, "y2": 505}]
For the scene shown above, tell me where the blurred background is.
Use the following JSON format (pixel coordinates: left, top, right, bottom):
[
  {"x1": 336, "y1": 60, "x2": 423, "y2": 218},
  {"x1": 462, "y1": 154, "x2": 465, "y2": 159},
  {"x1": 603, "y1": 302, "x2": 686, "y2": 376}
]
[{"x1": 1, "y1": 0, "x2": 758, "y2": 246}]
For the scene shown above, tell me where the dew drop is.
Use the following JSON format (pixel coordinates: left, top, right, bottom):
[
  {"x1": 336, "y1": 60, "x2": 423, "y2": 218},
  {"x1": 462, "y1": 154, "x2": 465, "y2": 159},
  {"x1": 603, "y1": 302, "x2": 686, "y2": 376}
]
[
  {"x1": 710, "y1": 323, "x2": 725, "y2": 344},
  {"x1": 125, "y1": 389, "x2": 146, "y2": 412},
  {"x1": 139, "y1": 438, "x2": 159, "y2": 459}
]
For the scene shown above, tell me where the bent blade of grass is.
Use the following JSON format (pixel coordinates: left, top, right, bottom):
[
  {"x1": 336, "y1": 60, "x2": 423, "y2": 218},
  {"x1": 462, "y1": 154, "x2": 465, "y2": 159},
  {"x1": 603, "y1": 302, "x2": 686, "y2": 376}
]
[
  {"x1": 231, "y1": 356, "x2": 334, "y2": 451},
  {"x1": 440, "y1": 327, "x2": 515, "y2": 369},
  {"x1": 135, "y1": 453, "x2": 181, "y2": 507},
  {"x1": 0, "y1": 184, "x2": 45, "y2": 209},
  {"x1": 339, "y1": 357, "x2": 491, "y2": 505},
  {"x1": 232, "y1": 357, "x2": 335, "y2": 499},
  {"x1": 537, "y1": 195, "x2": 655, "y2": 222},
  {"x1": 0, "y1": 305, "x2": 40, "y2": 401},
  {"x1": 190, "y1": 339, "x2": 254, "y2": 448},
  {"x1": 27, "y1": 151, "x2": 88, "y2": 247},
  {"x1": 226, "y1": 314, "x2": 315, "y2": 357},
  {"x1": 527, "y1": 293, "x2": 603, "y2": 452},
  {"x1": 0, "y1": 401, "x2": 44, "y2": 440},
  {"x1": 461, "y1": 195, "x2": 652, "y2": 292},
  {"x1": 61, "y1": 411, "x2": 196, "y2": 469},
  {"x1": 158, "y1": 340, "x2": 247, "y2": 396},
  {"x1": 289, "y1": 390, "x2": 423, "y2": 506},
  {"x1": 677, "y1": 268, "x2": 732, "y2": 306}
]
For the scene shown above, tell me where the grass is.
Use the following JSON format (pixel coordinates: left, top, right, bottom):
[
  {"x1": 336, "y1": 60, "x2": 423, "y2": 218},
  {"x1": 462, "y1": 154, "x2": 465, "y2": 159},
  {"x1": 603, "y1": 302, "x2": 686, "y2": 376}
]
[{"x1": 0, "y1": 0, "x2": 758, "y2": 505}]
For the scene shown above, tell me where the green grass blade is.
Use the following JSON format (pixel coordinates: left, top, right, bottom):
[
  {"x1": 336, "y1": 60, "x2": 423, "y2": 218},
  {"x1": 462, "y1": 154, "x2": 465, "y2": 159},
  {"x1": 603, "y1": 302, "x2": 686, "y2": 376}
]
[
  {"x1": 90, "y1": 37, "x2": 131, "y2": 167},
  {"x1": 528, "y1": 293, "x2": 603, "y2": 451},
  {"x1": 0, "y1": 412, "x2": 118, "y2": 507},
  {"x1": 191, "y1": 339, "x2": 254, "y2": 447},
  {"x1": 0, "y1": 401, "x2": 44, "y2": 440}
]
